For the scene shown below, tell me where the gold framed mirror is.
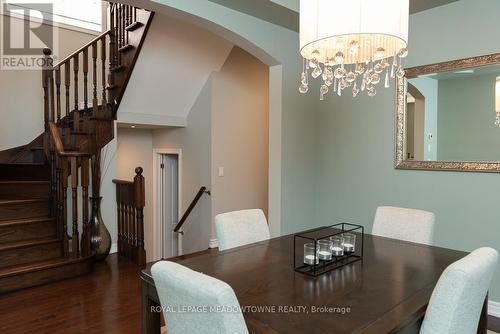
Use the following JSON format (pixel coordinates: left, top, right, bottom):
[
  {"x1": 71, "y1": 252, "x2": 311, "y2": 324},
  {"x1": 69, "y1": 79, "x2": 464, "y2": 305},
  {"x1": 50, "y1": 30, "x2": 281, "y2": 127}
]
[{"x1": 395, "y1": 52, "x2": 500, "y2": 172}]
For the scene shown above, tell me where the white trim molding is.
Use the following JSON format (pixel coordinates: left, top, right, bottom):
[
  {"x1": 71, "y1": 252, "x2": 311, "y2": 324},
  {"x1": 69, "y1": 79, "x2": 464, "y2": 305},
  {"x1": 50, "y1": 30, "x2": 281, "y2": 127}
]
[
  {"x1": 489, "y1": 300, "x2": 500, "y2": 318},
  {"x1": 153, "y1": 148, "x2": 183, "y2": 260},
  {"x1": 110, "y1": 243, "x2": 118, "y2": 254},
  {"x1": 209, "y1": 238, "x2": 219, "y2": 249}
]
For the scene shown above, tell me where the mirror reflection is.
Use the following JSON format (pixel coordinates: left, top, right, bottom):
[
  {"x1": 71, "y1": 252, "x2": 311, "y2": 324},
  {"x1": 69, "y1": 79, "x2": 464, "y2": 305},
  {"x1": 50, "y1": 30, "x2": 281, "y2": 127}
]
[{"x1": 405, "y1": 64, "x2": 500, "y2": 161}]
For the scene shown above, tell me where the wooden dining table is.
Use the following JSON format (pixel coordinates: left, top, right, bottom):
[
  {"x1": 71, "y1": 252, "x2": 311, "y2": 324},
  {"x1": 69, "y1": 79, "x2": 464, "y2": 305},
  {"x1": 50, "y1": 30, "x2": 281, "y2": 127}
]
[{"x1": 141, "y1": 231, "x2": 488, "y2": 334}]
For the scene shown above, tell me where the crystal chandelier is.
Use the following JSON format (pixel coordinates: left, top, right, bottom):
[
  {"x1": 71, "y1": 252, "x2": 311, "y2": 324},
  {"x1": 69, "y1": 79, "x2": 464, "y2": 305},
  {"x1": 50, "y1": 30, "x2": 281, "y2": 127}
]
[{"x1": 299, "y1": 0, "x2": 410, "y2": 99}]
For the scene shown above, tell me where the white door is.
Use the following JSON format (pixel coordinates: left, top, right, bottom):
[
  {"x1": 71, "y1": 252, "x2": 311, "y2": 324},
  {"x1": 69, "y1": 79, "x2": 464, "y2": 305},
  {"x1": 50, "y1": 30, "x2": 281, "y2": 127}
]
[{"x1": 160, "y1": 154, "x2": 179, "y2": 259}]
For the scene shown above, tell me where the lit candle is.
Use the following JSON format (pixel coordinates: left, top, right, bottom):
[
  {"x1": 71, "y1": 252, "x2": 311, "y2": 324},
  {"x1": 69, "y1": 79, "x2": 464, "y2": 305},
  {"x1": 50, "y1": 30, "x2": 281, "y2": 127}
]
[
  {"x1": 304, "y1": 254, "x2": 319, "y2": 265},
  {"x1": 343, "y1": 243, "x2": 355, "y2": 253},
  {"x1": 330, "y1": 235, "x2": 344, "y2": 257},
  {"x1": 332, "y1": 246, "x2": 344, "y2": 257},
  {"x1": 303, "y1": 243, "x2": 319, "y2": 265},
  {"x1": 318, "y1": 250, "x2": 332, "y2": 261},
  {"x1": 318, "y1": 239, "x2": 333, "y2": 261},
  {"x1": 343, "y1": 233, "x2": 356, "y2": 253}
]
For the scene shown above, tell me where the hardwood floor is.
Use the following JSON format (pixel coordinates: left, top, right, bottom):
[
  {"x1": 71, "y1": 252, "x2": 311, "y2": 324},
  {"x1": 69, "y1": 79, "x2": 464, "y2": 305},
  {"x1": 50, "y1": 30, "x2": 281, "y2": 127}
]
[
  {"x1": 0, "y1": 252, "x2": 499, "y2": 333},
  {"x1": 0, "y1": 254, "x2": 143, "y2": 334}
]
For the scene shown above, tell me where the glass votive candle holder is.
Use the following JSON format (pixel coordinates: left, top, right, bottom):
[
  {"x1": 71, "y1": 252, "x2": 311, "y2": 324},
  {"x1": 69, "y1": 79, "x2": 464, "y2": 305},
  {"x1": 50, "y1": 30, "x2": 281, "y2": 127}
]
[
  {"x1": 330, "y1": 236, "x2": 344, "y2": 257},
  {"x1": 318, "y1": 239, "x2": 333, "y2": 261},
  {"x1": 343, "y1": 233, "x2": 356, "y2": 253},
  {"x1": 303, "y1": 243, "x2": 319, "y2": 265}
]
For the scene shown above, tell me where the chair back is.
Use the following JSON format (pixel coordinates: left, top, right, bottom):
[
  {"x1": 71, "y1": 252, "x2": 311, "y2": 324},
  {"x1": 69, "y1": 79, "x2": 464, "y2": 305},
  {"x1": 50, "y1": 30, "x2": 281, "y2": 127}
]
[
  {"x1": 151, "y1": 261, "x2": 249, "y2": 334},
  {"x1": 420, "y1": 247, "x2": 498, "y2": 334},
  {"x1": 373, "y1": 206, "x2": 435, "y2": 244},
  {"x1": 215, "y1": 209, "x2": 270, "y2": 251}
]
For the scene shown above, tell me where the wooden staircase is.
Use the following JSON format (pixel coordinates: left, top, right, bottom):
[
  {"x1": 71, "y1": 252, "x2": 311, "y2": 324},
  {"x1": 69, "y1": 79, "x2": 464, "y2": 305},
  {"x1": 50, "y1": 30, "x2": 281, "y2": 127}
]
[{"x1": 0, "y1": 2, "x2": 154, "y2": 294}]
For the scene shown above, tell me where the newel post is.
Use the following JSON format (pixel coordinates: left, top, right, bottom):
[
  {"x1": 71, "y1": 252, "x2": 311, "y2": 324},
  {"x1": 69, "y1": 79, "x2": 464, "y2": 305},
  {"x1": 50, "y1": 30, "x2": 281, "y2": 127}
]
[
  {"x1": 42, "y1": 48, "x2": 54, "y2": 157},
  {"x1": 134, "y1": 167, "x2": 146, "y2": 265}
]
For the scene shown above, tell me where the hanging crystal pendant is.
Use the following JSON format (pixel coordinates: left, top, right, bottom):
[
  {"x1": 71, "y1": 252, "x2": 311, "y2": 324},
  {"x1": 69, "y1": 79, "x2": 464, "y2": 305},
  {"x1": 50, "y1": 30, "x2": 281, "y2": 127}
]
[
  {"x1": 367, "y1": 85, "x2": 377, "y2": 97},
  {"x1": 299, "y1": 83, "x2": 309, "y2": 94},
  {"x1": 391, "y1": 55, "x2": 397, "y2": 78},
  {"x1": 297, "y1": 34, "x2": 409, "y2": 99},
  {"x1": 334, "y1": 66, "x2": 346, "y2": 79},
  {"x1": 384, "y1": 69, "x2": 390, "y2": 88},
  {"x1": 346, "y1": 71, "x2": 356, "y2": 83},
  {"x1": 352, "y1": 82, "x2": 359, "y2": 97},
  {"x1": 312, "y1": 65, "x2": 323, "y2": 79}
]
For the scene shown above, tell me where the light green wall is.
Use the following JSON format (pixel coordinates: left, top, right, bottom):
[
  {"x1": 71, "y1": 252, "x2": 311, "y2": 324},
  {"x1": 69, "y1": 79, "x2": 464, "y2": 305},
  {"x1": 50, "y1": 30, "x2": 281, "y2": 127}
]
[
  {"x1": 150, "y1": 0, "x2": 321, "y2": 235},
  {"x1": 437, "y1": 74, "x2": 500, "y2": 161},
  {"x1": 316, "y1": 0, "x2": 500, "y2": 301}
]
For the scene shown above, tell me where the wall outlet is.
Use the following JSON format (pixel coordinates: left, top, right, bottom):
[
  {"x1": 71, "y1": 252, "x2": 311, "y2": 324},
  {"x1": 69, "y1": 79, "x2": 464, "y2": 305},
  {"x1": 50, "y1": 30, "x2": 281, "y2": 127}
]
[{"x1": 218, "y1": 167, "x2": 224, "y2": 177}]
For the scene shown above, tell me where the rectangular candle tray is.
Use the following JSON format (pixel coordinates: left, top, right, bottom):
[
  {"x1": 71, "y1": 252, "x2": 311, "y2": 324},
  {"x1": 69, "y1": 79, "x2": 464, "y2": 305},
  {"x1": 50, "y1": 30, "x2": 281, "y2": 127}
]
[{"x1": 294, "y1": 223, "x2": 364, "y2": 277}]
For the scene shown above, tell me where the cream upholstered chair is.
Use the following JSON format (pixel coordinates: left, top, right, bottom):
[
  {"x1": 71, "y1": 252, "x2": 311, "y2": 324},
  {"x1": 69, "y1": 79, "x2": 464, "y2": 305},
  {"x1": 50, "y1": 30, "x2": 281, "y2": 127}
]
[
  {"x1": 420, "y1": 247, "x2": 498, "y2": 334},
  {"x1": 372, "y1": 206, "x2": 435, "y2": 245},
  {"x1": 151, "y1": 261, "x2": 249, "y2": 334},
  {"x1": 215, "y1": 209, "x2": 270, "y2": 251}
]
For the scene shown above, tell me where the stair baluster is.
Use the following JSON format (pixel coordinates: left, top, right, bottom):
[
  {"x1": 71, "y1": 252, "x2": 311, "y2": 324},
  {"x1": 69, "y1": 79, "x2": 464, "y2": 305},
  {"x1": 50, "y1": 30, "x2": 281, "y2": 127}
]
[
  {"x1": 81, "y1": 157, "x2": 90, "y2": 256},
  {"x1": 83, "y1": 48, "x2": 89, "y2": 113},
  {"x1": 55, "y1": 66, "x2": 61, "y2": 122},
  {"x1": 70, "y1": 157, "x2": 79, "y2": 257},
  {"x1": 73, "y1": 54, "x2": 80, "y2": 133},
  {"x1": 61, "y1": 156, "x2": 69, "y2": 256},
  {"x1": 92, "y1": 43, "x2": 98, "y2": 114},
  {"x1": 64, "y1": 62, "x2": 70, "y2": 120}
]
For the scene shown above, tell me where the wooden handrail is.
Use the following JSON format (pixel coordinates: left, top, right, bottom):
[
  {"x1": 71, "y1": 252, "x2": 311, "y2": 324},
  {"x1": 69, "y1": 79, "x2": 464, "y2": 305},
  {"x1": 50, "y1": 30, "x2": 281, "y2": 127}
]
[
  {"x1": 48, "y1": 122, "x2": 90, "y2": 157},
  {"x1": 174, "y1": 186, "x2": 211, "y2": 233},
  {"x1": 53, "y1": 30, "x2": 111, "y2": 68},
  {"x1": 112, "y1": 180, "x2": 134, "y2": 185}
]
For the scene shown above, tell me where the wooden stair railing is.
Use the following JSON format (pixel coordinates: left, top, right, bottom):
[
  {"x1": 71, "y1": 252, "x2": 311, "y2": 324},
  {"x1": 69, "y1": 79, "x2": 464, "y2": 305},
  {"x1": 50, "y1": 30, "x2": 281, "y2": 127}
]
[
  {"x1": 48, "y1": 122, "x2": 92, "y2": 257},
  {"x1": 0, "y1": 2, "x2": 153, "y2": 294},
  {"x1": 173, "y1": 187, "x2": 211, "y2": 234},
  {"x1": 41, "y1": 3, "x2": 153, "y2": 259},
  {"x1": 113, "y1": 167, "x2": 146, "y2": 266}
]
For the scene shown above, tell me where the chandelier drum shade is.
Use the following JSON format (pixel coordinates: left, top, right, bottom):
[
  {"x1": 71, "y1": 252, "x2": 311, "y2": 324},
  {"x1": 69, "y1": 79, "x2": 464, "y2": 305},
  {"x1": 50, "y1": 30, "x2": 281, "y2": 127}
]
[{"x1": 299, "y1": 0, "x2": 410, "y2": 99}]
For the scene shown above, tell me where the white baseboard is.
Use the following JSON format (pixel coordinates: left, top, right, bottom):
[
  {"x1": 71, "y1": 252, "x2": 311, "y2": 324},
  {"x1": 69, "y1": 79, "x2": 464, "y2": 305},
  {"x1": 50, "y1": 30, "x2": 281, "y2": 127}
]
[
  {"x1": 110, "y1": 243, "x2": 118, "y2": 254},
  {"x1": 209, "y1": 238, "x2": 219, "y2": 249},
  {"x1": 490, "y1": 300, "x2": 500, "y2": 318}
]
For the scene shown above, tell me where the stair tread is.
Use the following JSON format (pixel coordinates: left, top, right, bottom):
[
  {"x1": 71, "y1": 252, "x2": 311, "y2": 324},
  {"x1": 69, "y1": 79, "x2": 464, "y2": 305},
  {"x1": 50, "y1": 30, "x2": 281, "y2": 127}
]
[
  {"x1": 0, "y1": 163, "x2": 47, "y2": 166},
  {"x1": 118, "y1": 44, "x2": 134, "y2": 52},
  {"x1": 0, "y1": 180, "x2": 49, "y2": 184},
  {"x1": 0, "y1": 237, "x2": 60, "y2": 251},
  {"x1": 125, "y1": 21, "x2": 143, "y2": 31},
  {"x1": 0, "y1": 198, "x2": 48, "y2": 205},
  {"x1": 0, "y1": 216, "x2": 54, "y2": 227},
  {"x1": 0, "y1": 238, "x2": 61, "y2": 251},
  {"x1": 111, "y1": 65, "x2": 126, "y2": 72},
  {"x1": 0, "y1": 255, "x2": 92, "y2": 278}
]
